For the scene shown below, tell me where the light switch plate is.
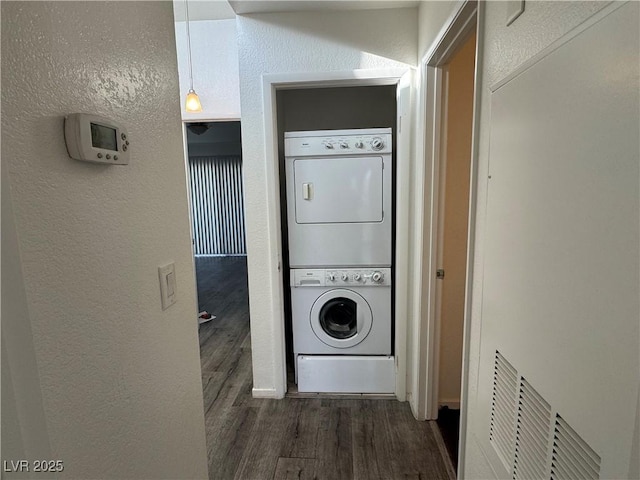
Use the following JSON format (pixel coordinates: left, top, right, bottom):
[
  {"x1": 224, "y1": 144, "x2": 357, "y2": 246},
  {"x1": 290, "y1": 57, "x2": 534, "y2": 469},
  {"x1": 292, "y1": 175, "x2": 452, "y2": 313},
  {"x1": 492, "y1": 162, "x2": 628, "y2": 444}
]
[
  {"x1": 506, "y1": 0, "x2": 525, "y2": 26},
  {"x1": 158, "y1": 262, "x2": 177, "y2": 310}
]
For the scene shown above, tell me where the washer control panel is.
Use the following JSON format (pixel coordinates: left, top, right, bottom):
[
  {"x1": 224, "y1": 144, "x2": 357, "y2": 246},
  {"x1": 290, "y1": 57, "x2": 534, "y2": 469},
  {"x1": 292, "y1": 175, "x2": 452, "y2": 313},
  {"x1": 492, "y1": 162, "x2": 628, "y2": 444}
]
[{"x1": 291, "y1": 268, "x2": 391, "y2": 287}]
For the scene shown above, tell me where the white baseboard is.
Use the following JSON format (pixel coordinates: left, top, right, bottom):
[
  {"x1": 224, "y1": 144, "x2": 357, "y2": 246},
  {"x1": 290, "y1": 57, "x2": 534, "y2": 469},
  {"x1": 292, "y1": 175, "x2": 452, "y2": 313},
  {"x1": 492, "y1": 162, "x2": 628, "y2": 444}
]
[
  {"x1": 251, "y1": 387, "x2": 279, "y2": 398},
  {"x1": 438, "y1": 399, "x2": 461, "y2": 409}
]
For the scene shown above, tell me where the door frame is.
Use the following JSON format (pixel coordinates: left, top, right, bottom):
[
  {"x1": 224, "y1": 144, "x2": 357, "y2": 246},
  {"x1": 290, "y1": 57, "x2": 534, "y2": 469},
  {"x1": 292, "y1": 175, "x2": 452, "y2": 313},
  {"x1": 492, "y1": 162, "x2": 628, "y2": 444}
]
[
  {"x1": 181, "y1": 119, "x2": 241, "y2": 254},
  {"x1": 180, "y1": 118, "x2": 243, "y2": 318},
  {"x1": 413, "y1": 0, "x2": 483, "y2": 475},
  {"x1": 261, "y1": 68, "x2": 414, "y2": 400}
]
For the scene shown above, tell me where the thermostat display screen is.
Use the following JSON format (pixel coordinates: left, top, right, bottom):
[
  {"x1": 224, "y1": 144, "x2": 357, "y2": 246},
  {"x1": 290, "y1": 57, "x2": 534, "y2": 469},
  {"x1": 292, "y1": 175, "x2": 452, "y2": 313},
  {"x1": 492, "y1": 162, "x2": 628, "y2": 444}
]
[
  {"x1": 90, "y1": 122, "x2": 117, "y2": 151},
  {"x1": 65, "y1": 113, "x2": 129, "y2": 165}
]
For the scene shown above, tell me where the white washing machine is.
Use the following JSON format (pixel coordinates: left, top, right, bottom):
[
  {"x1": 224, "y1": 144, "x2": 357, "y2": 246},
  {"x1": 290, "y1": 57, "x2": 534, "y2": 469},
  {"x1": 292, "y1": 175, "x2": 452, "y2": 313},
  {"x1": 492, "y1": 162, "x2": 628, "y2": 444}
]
[
  {"x1": 290, "y1": 267, "x2": 395, "y2": 393},
  {"x1": 284, "y1": 128, "x2": 393, "y2": 268}
]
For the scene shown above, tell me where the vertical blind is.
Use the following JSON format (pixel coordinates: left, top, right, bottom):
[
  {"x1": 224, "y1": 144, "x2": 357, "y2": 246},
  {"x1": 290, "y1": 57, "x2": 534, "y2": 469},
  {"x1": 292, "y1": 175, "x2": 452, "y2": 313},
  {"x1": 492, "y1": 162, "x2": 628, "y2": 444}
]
[{"x1": 188, "y1": 155, "x2": 246, "y2": 255}]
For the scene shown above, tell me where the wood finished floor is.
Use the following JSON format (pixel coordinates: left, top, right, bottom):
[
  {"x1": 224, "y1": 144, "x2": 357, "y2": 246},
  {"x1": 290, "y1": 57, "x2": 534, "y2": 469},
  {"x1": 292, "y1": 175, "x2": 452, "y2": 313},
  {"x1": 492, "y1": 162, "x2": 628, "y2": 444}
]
[{"x1": 195, "y1": 256, "x2": 453, "y2": 480}]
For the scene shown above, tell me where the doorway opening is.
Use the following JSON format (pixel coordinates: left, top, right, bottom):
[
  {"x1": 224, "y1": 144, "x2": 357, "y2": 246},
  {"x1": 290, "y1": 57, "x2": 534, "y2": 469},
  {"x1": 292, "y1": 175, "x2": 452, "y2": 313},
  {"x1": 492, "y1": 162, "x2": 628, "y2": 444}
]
[
  {"x1": 411, "y1": 0, "x2": 480, "y2": 475},
  {"x1": 260, "y1": 69, "x2": 413, "y2": 399},
  {"x1": 433, "y1": 29, "x2": 477, "y2": 471},
  {"x1": 274, "y1": 86, "x2": 398, "y2": 394},
  {"x1": 183, "y1": 120, "x2": 253, "y2": 462}
]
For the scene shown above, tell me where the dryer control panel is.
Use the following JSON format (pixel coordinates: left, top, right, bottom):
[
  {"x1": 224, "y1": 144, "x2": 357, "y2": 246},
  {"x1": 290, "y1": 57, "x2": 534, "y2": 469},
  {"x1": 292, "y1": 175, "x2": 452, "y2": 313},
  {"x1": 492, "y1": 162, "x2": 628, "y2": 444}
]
[
  {"x1": 291, "y1": 268, "x2": 391, "y2": 287},
  {"x1": 285, "y1": 128, "x2": 392, "y2": 156}
]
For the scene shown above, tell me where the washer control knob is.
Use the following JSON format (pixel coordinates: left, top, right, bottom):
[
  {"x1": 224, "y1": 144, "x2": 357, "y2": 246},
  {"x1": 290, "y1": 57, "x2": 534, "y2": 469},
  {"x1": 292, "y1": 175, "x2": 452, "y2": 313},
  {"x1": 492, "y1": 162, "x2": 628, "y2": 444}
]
[
  {"x1": 327, "y1": 272, "x2": 336, "y2": 281},
  {"x1": 323, "y1": 141, "x2": 334, "y2": 149},
  {"x1": 371, "y1": 137, "x2": 384, "y2": 151},
  {"x1": 353, "y1": 273, "x2": 362, "y2": 282},
  {"x1": 371, "y1": 271, "x2": 384, "y2": 283},
  {"x1": 339, "y1": 141, "x2": 349, "y2": 149},
  {"x1": 341, "y1": 273, "x2": 349, "y2": 281},
  {"x1": 355, "y1": 141, "x2": 364, "y2": 149}
]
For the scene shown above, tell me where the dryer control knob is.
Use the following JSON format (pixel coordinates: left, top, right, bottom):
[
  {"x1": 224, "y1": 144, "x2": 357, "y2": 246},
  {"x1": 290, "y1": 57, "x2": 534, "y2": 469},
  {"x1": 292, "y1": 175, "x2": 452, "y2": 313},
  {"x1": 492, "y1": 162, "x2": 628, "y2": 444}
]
[
  {"x1": 353, "y1": 273, "x2": 362, "y2": 281},
  {"x1": 372, "y1": 271, "x2": 384, "y2": 283},
  {"x1": 339, "y1": 141, "x2": 349, "y2": 149},
  {"x1": 323, "y1": 141, "x2": 334, "y2": 149},
  {"x1": 371, "y1": 137, "x2": 384, "y2": 151},
  {"x1": 341, "y1": 273, "x2": 349, "y2": 281},
  {"x1": 355, "y1": 141, "x2": 364, "y2": 149},
  {"x1": 327, "y1": 272, "x2": 336, "y2": 281}
]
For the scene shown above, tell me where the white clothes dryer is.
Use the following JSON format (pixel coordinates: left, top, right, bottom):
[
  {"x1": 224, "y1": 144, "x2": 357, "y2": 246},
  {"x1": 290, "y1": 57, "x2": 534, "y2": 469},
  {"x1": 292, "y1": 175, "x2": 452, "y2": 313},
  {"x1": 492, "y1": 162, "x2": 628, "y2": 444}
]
[
  {"x1": 290, "y1": 268, "x2": 394, "y2": 393},
  {"x1": 285, "y1": 128, "x2": 393, "y2": 268}
]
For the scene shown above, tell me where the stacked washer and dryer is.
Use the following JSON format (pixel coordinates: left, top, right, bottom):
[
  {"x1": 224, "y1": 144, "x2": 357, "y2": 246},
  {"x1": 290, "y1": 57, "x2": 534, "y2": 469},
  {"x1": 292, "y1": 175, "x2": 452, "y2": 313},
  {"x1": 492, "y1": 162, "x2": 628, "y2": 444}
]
[{"x1": 285, "y1": 128, "x2": 395, "y2": 394}]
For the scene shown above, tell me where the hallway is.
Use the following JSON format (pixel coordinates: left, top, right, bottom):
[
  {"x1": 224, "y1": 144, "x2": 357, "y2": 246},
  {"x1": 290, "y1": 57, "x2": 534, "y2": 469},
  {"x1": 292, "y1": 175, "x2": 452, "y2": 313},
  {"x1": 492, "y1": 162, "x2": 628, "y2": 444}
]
[{"x1": 195, "y1": 256, "x2": 454, "y2": 479}]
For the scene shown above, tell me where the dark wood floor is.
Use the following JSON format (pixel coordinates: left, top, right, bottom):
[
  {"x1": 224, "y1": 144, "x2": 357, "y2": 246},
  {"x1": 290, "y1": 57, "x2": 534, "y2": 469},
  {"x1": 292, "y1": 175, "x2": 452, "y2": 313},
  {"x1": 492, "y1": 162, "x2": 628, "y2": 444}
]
[{"x1": 195, "y1": 256, "x2": 454, "y2": 480}]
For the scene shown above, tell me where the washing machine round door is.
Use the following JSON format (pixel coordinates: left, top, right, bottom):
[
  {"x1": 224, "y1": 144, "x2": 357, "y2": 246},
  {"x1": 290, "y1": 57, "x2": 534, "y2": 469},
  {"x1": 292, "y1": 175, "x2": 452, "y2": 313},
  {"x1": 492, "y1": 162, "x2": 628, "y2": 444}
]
[{"x1": 309, "y1": 289, "x2": 373, "y2": 348}]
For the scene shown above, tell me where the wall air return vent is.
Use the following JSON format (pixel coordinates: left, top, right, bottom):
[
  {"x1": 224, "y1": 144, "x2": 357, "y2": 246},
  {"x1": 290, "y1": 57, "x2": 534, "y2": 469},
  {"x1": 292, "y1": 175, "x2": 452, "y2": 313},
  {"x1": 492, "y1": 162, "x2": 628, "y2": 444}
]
[
  {"x1": 490, "y1": 351, "x2": 518, "y2": 471},
  {"x1": 487, "y1": 352, "x2": 603, "y2": 479},
  {"x1": 551, "y1": 415, "x2": 601, "y2": 480},
  {"x1": 513, "y1": 378, "x2": 552, "y2": 479}
]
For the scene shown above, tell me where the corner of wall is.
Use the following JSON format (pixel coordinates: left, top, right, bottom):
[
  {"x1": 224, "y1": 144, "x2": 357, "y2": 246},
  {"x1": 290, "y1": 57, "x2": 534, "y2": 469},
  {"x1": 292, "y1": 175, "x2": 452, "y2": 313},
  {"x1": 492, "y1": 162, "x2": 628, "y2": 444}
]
[
  {"x1": 1, "y1": 169, "x2": 52, "y2": 462},
  {"x1": 2, "y1": 2, "x2": 208, "y2": 477}
]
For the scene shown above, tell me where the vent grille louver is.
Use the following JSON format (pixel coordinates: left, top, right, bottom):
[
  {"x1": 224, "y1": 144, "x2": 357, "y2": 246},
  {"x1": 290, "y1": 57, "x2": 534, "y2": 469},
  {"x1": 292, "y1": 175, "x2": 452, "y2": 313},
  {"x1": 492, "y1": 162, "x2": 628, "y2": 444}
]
[
  {"x1": 487, "y1": 351, "x2": 601, "y2": 480},
  {"x1": 188, "y1": 156, "x2": 246, "y2": 255},
  {"x1": 551, "y1": 415, "x2": 601, "y2": 480},
  {"x1": 513, "y1": 378, "x2": 552, "y2": 479},
  {"x1": 490, "y1": 352, "x2": 518, "y2": 470}
]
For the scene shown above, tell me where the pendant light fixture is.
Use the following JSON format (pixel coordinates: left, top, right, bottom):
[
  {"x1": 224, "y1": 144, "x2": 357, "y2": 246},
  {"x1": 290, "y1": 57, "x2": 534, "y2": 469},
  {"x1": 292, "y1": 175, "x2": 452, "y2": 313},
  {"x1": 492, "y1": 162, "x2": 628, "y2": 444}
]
[{"x1": 184, "y1": 0, "x2": 202, "y2": 113}]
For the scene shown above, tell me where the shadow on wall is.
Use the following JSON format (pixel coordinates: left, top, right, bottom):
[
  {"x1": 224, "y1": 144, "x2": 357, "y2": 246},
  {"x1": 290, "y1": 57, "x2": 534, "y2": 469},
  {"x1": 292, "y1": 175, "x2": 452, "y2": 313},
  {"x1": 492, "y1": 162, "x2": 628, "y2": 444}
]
[{"x1": 241, "y1": 8, "x2": 418, "y2": 66}]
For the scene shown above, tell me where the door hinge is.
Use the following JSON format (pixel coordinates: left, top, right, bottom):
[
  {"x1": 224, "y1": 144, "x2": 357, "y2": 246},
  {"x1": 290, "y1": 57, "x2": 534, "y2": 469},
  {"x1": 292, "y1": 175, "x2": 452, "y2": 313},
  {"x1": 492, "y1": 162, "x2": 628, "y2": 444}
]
[{"x1": 436, "y1": 269, "x2": 445, "y2": 279}]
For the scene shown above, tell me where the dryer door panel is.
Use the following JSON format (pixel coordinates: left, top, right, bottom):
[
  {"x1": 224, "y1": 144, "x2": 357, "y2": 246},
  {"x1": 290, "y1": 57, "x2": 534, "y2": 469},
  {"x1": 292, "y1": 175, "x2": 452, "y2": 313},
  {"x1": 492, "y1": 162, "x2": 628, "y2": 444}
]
[{"x1": 293, "y1": 157, "x2": 383, "y2": 224}]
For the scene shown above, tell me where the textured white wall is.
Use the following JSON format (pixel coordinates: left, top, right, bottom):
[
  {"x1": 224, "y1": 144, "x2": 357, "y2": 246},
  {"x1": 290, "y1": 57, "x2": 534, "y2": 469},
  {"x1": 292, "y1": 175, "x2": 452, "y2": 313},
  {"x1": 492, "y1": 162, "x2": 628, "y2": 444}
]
[
  {"x1": 237, "y1": 8, "x2": 417, "y2": 394},
  {"x1": 175, "y1": 19, "x2": 241, "y2": 120},
  {"x1": 173, "y1": 0, "x2": 236, "y2": 22},
  {"x1": 2, "y1": 170, "x2": 52, "y2": 474},
  {"x1": 418, "y1": 0, "x2": 459, "y2": 59},
  {"x1": 1, "y1": 2, "x2": 208, "y2": 478},
  {"x1": 401, "y1": 0, "x2": 463, "y2": 416},
  {"x1": 462, "y1": 2, "x2": 614, "y2": 478}
]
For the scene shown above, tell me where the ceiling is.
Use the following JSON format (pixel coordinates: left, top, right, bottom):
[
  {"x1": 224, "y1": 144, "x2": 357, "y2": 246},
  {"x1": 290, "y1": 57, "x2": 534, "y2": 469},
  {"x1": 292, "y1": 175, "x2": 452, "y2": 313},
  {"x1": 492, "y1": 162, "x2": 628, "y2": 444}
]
[
  {"x1": 174, "y1": 0, "x2": 419, "y2": 22},
  {"x1": 186, "y1": 121, "x2": 242, "y2": 144},
  {"x1": 228, "y1": 0, "x2": 419, "y2": 15}
]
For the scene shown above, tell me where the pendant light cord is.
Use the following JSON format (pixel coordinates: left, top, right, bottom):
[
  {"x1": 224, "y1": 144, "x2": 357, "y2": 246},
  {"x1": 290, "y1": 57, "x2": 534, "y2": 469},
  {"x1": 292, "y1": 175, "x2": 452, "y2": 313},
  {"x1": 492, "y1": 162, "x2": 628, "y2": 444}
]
[{"x1": 185, "y1": 0, "x2": 194, "y2": 91}]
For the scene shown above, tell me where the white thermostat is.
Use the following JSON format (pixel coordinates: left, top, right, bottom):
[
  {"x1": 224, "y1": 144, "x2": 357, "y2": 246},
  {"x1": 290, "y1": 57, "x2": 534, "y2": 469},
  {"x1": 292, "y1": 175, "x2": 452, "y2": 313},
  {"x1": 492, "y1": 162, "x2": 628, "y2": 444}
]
[{"x1": 64, "y1": 113, "x2": 130, "y2": 165}]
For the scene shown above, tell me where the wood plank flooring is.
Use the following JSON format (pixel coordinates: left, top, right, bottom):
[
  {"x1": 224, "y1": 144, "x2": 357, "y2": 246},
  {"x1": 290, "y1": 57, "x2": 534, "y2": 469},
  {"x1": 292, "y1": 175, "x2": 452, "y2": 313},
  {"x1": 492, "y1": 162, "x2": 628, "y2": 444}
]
[{"x1": 195, "y1": 256, "x2": 454, "y2": 480}]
